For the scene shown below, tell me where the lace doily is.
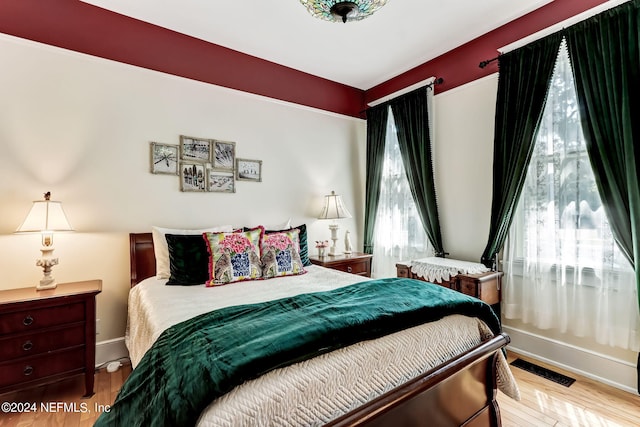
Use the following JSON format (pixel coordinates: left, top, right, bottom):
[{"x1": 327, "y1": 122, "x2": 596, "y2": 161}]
[{"x1": 409, "y1": 257, "x2": 489, "y2": 282}]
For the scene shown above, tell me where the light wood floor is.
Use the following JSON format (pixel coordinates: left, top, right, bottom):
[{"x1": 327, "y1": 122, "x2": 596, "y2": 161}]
[
  {"x1": 0, "y1": 353, "x2": 638, "y2": 426},
  {"x1": 498, "y1": 352, "x2": 640, "y2": 426},
  {"x1": 0, "y1": 363, "x2": 131, "y2": 427}
]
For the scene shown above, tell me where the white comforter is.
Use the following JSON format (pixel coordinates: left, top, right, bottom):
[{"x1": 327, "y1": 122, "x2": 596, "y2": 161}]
[{"x1": 125, "y1": 266, "x2": 519, "y2": 426}]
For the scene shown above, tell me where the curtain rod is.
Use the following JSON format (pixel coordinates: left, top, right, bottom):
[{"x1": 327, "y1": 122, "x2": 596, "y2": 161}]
[
  {"x1": 426, "y1": 77, "x2": 444, "y2": 88},
  {"x1": 478, "y1": 0, "x2": 629, "y2": 69},
  {"x1": 366, "y1": 77, "x2": 444, "y2": 109},
  {"x1": 479, "y1": 56, "x2": 499, "y2": 69},
  {"x1": 427, "y1": 77, "x2": 444, "y2": 88}
]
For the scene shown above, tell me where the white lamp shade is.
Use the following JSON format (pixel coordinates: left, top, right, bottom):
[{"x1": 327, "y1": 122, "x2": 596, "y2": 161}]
[
  {"x1": 318, "y1": 191, "x2": 352, "y2": 220},
  {"x1": 16, "y1": 200, "x2": 73, "y2": 232}
]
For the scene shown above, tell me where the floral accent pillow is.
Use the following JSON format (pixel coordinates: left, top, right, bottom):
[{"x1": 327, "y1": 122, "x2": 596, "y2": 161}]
[
  {"x1": 204, "y1": 227, "x2": 263, "y2": 286},
  {"x1": 247, "y1": 223, "x2": 312, "y2": 266},
  {"x1": 261, "y1": 229, "x2": 306, "y2": 279}
]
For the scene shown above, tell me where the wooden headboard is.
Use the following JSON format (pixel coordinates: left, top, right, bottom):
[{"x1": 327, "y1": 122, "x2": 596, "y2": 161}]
[{"x1": 129, "y1": 233, "x2": 156, "y2": 287}]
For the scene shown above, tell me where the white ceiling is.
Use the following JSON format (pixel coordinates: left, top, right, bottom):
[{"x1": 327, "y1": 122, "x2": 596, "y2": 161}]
[{"x1": 81, "y1": 0, "x2": 552, "y2": 90}]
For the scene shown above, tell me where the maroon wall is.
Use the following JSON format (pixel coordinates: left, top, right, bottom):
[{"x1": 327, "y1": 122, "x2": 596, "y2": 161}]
[
  {"x1": 365, "y1": 0, "x2": 608, "y2": 105},
  {"x1": 0, "y1": 0, "x2": 608, "y2": 118},
  {"x1": 0, "y1": 0, "x2": 364, "y2": 117}
]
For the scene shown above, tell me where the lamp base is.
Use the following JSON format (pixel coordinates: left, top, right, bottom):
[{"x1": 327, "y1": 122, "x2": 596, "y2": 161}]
[
  {"x1": 36, "y1": 252, "x2": 59, "y2": 291},
  {"x1": 328, "y1": 223, "x2": 341, "y2": 256},
  {"x1": 37, "y1": 278, "x2": 57, "y2": 291}
]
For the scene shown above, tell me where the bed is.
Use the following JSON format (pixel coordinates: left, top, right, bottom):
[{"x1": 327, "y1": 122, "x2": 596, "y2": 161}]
[{"x1": 98, "y1": 232, "x2": 519, "y2": 427}]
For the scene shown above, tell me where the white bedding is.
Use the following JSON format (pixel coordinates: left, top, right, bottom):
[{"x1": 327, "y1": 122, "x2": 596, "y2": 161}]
[
  {"x1": 125, "y1": 266, "x2": 519, "y2": 426},
  {"x1": 126, "y1": 266, "x2": 370, "y2": 367}
]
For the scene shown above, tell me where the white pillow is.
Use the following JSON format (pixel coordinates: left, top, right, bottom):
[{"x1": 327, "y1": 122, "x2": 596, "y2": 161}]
[
  {"x1": 151, "y1": 225, "x2": 233, "y2": 279},
  {"x1": 270, "y1": 218, "x2": 291, "y2": 230},
  {"x1": 244, "y1": 218, "x2": 291, "y2": 231}
]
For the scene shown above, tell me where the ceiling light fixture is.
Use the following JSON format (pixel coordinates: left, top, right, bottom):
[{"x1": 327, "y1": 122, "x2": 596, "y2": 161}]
[{"x1": 300, "y1": 0, "x2": 389, "y2": 23}]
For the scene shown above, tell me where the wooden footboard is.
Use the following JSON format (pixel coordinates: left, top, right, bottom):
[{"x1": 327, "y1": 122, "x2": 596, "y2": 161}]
[
  {"x1": 327, "y1": 333, "x2": 508, "y2": 427},
  {"x1": 129, "y1": 233, "x2": 508, "y2": 426}
]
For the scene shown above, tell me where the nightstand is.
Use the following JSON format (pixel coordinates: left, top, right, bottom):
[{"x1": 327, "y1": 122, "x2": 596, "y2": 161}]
[
  {"x1": 309, "y1": 252, "x2": 372, "y2": 277},
  {"x1": 396, "y1": 262, "x2": 503, "y2": 305},
  {"x1": 456, "y1": 271, "x2": 502, "y2": 306},
  {"x1": 0, "y1": 280, "x2": 102, "y2": 397}
]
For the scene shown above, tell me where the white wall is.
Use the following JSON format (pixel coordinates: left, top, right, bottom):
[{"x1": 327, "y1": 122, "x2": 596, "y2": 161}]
[
  {"x1": 433, "y1": 75, "x2": 498, "y2": 261},
  {"x1": 0, "y1": 34, "x2": 366, "y2": 343}
]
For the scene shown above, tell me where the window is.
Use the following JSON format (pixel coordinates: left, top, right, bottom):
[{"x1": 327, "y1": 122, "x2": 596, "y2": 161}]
[
  {"x1": 503, "y1": 41, "x2": 639, "y2": 351},
  {"x1": 372, "y1": 108, "x2": 433, "y2": 277}
]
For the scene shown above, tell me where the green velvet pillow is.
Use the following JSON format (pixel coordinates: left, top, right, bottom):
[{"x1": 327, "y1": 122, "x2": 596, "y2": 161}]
[
  {"x1": 166, "y1": 234, "x2": 210, "y2": 286},
  {"x1": 293, "y1": 224, "x2": 312, "y2": 267}
]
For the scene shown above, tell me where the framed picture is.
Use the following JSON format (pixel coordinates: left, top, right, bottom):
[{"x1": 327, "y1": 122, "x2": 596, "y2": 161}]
[
  {"x1": 212, "y1": 140, "x2": 235, "y2": 170},
  {"x1": 236, "y1": 158, "x2": 262, "y2": 182},
  {"x1": 180, "y1": 162, "x2": 206, "y2": 192},
  {"x1": 207, "y1": 169, "x2": 235, "y2": 193},
  {"x1": 150, "y1": 142, "x2": 178, "y2": 175},
  {"x1": 180, "y1": 135, "x2": 211, "y2": 162}
]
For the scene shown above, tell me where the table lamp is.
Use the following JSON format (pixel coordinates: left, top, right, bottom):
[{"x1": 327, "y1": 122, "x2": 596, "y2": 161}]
[
  {"x1": 16, "y1": 192, "x2": 74, "y2": 290},
  {"x1": 318, "y1": 190, "x2": 352, "y2": 256}
]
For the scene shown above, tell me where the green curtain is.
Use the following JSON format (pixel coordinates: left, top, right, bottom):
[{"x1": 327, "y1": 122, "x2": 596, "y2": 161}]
[
  {"x1": 390, "y1": 88, "x2": 444, "y2": 256},
  {"x1": 565, "y1": 0, "x2": 640, "y2": 333},
  {"x1": 363, "y1": 104, "x2": 389, "y2": 254},
  {"x1": 480, "y1": 33, "x2": 564, "y2": 269}
]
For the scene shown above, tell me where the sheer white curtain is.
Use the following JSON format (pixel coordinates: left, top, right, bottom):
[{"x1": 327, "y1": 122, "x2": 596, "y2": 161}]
[
  {"x1": 503, "y1": 42, "x2": 640, "y2": 351},
  {"x1": 372, "y1": 105, "x2": 434, "y2": 278}
]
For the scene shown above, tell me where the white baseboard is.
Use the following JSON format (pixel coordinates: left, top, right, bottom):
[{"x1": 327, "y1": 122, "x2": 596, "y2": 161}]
[
  {"x1": 96, "y1": 337, "x2": 129, "y2": 368},
  {"x1": 504, "y1": 325, "x2": 638, "y2": 395}
]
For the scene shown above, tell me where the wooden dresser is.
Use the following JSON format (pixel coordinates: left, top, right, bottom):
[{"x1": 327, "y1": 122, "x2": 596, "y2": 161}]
[
  {"x1": 0, "y1": 280, "x2": 102, "y2": 397},
  {"x1": 396, "y1": 262, "x2": 502, "y2": 306},
  {"x1": 309, "y1": 252, "x2": 372, "y2": 277}
]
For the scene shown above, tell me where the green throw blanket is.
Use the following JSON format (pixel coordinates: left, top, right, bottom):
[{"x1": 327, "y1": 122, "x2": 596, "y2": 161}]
[{"x1": 95, "y1": 278, "x2": 500, "y2": 427}]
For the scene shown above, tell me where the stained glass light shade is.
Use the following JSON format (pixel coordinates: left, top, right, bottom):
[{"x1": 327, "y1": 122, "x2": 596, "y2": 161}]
[{"x1": 300, "y1": 0, "x2": 389, "y2": 23}]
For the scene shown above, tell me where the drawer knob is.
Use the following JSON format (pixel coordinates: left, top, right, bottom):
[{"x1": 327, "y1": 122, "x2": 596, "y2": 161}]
[
  {"x1": 347, "y1": 266, "x2": 352, "y2": 273},
  {"x1": 23, "y1": 315, "x2": 34, "y2": 326},
  {"x1": 22, "y1": 340, "x2": 34, "y2": 351},
  {"x1": 23, "y1": 365, "x2": 34, "y2": 376}
]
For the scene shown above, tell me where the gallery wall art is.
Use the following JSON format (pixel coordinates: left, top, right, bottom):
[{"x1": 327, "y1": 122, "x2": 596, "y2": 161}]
[{"x1": 150, "y1": 135, "x2": 261, "y2": 193}]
